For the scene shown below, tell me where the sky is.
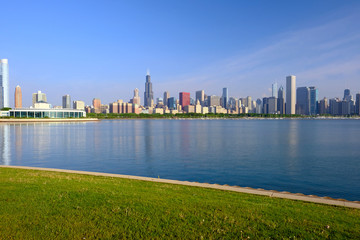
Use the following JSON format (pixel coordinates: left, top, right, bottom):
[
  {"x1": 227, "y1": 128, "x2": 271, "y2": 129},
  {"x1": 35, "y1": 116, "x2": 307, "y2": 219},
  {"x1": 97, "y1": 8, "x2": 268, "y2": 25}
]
[{"x1": 1, "y1": 0, "x2": 360, "y2": 107}]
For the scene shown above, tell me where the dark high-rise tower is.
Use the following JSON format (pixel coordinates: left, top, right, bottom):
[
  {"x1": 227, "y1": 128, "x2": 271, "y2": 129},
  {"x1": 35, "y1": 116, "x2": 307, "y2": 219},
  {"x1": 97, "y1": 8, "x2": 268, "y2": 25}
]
[
  {"x1": 144, "y1": 71, "x2": 153, "y2": 107},
  {"x1": 277, "y1": 86, "x2": 285, "y2": 114}
]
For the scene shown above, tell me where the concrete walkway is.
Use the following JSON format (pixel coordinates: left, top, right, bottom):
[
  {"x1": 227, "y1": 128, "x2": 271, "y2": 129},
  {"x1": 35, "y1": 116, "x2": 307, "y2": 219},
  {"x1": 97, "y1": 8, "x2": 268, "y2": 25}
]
[{"x1": 1, "y1": 165, "x2": 359, "y2": 209}]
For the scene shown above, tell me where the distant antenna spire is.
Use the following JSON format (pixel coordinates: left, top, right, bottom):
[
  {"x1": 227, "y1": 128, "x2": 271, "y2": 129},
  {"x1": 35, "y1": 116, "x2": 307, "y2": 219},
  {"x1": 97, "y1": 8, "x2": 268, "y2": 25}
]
[{"x1": 147, "y1": 68, "x2": 150, "y2": 75}]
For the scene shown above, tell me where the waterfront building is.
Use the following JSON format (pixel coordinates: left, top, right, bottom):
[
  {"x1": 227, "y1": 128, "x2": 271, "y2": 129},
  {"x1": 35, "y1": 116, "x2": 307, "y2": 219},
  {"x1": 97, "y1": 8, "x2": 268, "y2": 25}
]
[
  {"x1": 179, "y1": 92, "x2": 190, "y2": 107},
  {"x1": 286, "y1": 75, "x2": 296, "y2": 114},
  {"x1": 195, "y1": 100, "x2": 202, "y2": 113},
  {"x1": 277, "y1": 86, "x2": 285, "y2": 114},
  {"x1": 163, "y1": 91, "x2": 169, "y2": 107},
  {"x1": 202, "y1": 106, "x2": 209, "y2": 114},
  {"x1": 319, "y1": 97, "x2": 328, "y2": 115},
  {"x1": 9, "y1": 108, "x2": 86, "y2": 118},
  {"x1": 109, "y1": 102, "x2": 119, "y2": 113},
  {"x1": 32, "y1": 90, "x2": 47, "y2": 107},
  {"x1": 246, "y1": 96, "x2": 252, "y2": 111},
  {"x1": 344, "y1": 89, "x2": 352, "y2": 101},
  {"x1": 309, "y1": 87, "x2": 318, "y2": 115},
  {"x1": 256, "y1": 98, "x2": 262, "y2": 114},
  {"x1": 195, "y1": 90, "x2": 205, "y2": 106},
  {"x1": 356, "y1": 93, "x2": 360, "y2": 115},
  {"x1": 85, "y1": 106, "x2": 91, "y2": 113},
  {"x1": 132, "y1": 88, "x2": 141, "y2": 105},
  {"x1": 92, "y1": 98, "x2": 101, "y2": 113},
  {"x1": 144, "y1": 71, "x2": 153, "y2": 107},
  {"x1": 263, "y1": 97, "x2": 277, "y2": 114},
  {"x1": 183, "y1": 105, "x2": 195, "y2": 113},
  {"x1": 167, "y1": 97, "x2": 176, "y2": 110},
  {"x1": 341, "y1": 101, "x2": 351, "y2": 115},
  {"x1": 296, "y1": 87, "x2": 310, "y2": 115},
  {"x1": 222, "y1": 87, "x2": 228, "y2": 109},
  {"x1": 208, "y1": 95, "x2": 220, "y2": 107},
  {"x1": 62, "y1": 95, "x2": 71, "y2": 109},
  {"x1": 14, "y1": 85, "x2": 22, "y2": 109},
  {"x1": 329, "y1": 98, "x2": 340, "y2": 115},
  {"x1": 272, "y1": 82, "x2": 278, "y2": 98},
  {"x1": 0, "y1": 59, "x2": 9, "y2": 109},
  {"x1": 73, "y1": 100, "x2": 85, "y2": 110}
]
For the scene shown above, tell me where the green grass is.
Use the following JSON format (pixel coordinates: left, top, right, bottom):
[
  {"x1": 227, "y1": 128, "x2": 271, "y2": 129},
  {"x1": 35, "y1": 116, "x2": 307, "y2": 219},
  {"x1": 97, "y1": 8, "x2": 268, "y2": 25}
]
[{"x1": 1, "y1": 168, "x2": 359, "y2": 239}]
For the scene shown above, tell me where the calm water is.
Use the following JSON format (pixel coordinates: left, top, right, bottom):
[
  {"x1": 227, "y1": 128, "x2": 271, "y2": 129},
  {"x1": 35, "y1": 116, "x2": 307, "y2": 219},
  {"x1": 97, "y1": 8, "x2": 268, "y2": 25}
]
[{"x1": 1, "y1": 119, "x2": 360, "y2": 200}]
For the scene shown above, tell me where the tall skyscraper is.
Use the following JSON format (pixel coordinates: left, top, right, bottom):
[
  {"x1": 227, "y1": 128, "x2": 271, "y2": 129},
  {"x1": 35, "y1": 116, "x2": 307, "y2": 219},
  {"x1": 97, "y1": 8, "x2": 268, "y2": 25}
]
[
  {"x1": 309, "y1": 87, "x2": 318, "y2": 115},
  {"x1": 356, "y1": 93, "x2": 360, "y2": 115},
  {"x1": 179, "y1": 92, "x2": 190, "y2": 107},
  {"x1": 343, "y1": 89, "x2": 351, "y2": 101},
  {"x1": 272, "y1": 82, "x2": 278, "y2": 98},
  {"x1": 132, "y1": 88, "x2": 141, "y2": 105},
  {"x1": 319, "y1": 97, "x2": 328, "y2": 115},
  {"x1": 62, "y1": 94, "x2": 71, "y2": 109},
  {"x1": 277, "y1": 86, "x2": 285, "y2": 114},
  {"x1": 92, "y1": 98, "x2": 101, "y2": 113},
  {"x1": 296, "y1": 87, "x2": 310, "y2": 115},
  {"x1": 0, "y1": 59, "x2": 9, "y2": 109},
  {"x1": 195, "y1": 90, "x2": 205, "y2": 105},
  {"x1": 163, "y1": 91, "x2": 169, "y2": 107},
  {"x1": 32, "y1": 90, "x2": 47, "y2": 107},
  {"x1": 222, "y1": 87, "x2": 228, "y2": 109},
  {"x1": 167, "y1": 97, "x2": 176, "y2": 110},
  {"x1": 144, "y1": 71, "x2": 153, "y2": 107},
  {"x1": 286, "y1": 75, "x2": 296, "y2": 115},
  {"x1": 14, "y1": 85, "x2": 22, "y2": 109}
]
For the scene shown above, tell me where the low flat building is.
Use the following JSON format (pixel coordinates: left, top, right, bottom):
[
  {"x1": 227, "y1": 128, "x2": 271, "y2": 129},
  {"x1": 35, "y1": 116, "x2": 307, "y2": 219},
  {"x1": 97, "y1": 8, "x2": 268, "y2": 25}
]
[{"x1": 9, "y1": 108, "x2": 86, "y2": 118}]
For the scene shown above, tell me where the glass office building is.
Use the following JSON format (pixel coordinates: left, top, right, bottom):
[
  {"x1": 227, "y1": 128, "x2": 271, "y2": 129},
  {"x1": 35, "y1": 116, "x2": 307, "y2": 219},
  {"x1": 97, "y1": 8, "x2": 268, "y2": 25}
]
[{"x1": 0, "y1": 59, "x2": 9, "y2": 109}]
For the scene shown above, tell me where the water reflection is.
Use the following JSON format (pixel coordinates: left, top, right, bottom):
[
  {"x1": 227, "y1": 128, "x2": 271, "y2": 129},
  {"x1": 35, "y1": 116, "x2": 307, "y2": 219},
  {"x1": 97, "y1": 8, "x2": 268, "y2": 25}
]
[
  {"x1": 0, "y1": 124, "x2": 11, "y2": 165},
  {"x1": 1, "y1": 120, "x2": 360, "y2": 200}
]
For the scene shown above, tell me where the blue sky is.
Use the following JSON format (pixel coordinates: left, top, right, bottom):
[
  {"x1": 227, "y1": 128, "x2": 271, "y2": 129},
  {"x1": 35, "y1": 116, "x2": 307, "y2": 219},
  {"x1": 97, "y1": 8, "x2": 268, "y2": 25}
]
[{"x1": 1, "y1": 0, "x2": 360, "y2": 107}]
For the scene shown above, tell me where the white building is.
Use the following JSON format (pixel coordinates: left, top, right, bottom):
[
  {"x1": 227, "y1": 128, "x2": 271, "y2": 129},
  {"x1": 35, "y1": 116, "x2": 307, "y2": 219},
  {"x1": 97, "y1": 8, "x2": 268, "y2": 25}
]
[
  {"x1": 286, "y1": 75, "x2": 296, "y2": 115},
  {"x1": 0, "y1": 59, "x2": 9, "y2": 108}
]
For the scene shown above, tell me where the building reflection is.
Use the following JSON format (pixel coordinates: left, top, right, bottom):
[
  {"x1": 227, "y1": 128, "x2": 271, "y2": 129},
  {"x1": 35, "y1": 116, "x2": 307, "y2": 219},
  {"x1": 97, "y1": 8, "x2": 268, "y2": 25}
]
[{"x1": 0, "y1": 124, "x2": 11, "y2": 165}]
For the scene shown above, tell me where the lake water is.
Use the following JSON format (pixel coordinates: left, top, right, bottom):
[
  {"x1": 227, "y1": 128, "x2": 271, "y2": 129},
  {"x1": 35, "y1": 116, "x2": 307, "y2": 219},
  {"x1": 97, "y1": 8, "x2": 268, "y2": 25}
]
[{"x1": 1, "y1": 119, "x2": 359, "y2": 201}]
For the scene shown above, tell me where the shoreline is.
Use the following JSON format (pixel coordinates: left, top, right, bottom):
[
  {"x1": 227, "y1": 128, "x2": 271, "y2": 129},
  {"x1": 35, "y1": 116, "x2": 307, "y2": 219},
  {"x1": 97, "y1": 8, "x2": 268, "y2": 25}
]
[
  {"x1": 1, "y1": 165, "x2": 359, "y2": 209},
  {"x1": 0, "y1": 118, "x2": 99, "y2": 123}
]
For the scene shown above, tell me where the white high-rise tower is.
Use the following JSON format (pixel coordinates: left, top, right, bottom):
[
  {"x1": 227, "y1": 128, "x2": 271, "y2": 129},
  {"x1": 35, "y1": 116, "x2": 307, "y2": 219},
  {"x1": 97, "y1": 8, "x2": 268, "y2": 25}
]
[
  {"x1": 0, "y1": 59, "x2": 9, "y2": 109},
  {"x1": 286, "y1": 75, "x2": 296, "y2": 115}
]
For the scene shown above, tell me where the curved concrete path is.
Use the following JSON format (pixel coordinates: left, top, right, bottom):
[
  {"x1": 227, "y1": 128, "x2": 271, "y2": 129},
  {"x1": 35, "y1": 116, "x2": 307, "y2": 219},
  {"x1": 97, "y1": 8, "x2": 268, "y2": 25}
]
[{"x1": 1, "y1": 165, "x2": 359, "y2": 209}]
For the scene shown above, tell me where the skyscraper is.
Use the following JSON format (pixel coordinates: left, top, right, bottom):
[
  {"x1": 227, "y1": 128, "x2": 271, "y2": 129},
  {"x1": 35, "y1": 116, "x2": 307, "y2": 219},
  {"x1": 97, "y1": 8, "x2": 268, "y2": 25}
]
[
  {"x1": 344, "y1": 89, "x2": 351, "y2": 101},
  {"x1": 277, "y1": 86, "x2": 285, "y2": 114},
  {"x1": 15, "y1": 85, "x2": 22, "y2": 109},
  {"x1": 222, "y1": 87, "x2": 228, "y2": 109},
  {"x1": 319, "y1": 97, "x2": 328, "y2": 115},
  {"x1": 92, "y1": 98, "x2": 101, "y2": 113},
  {"x1": 195, "y1": 90, "x2": 205, "y2": 105},
  {"x1": 0, "y1": 59, "x2": 9, "y2": 109},
  {"x1": 163, "y1": 91, "x2": 169, "y2": 107},
  {"x1": 179, "y1": 92, "x2": 190, "y2": 107},
  {"x1": 272, "y1": 82, "x2": 278, "y2": 98},
  {"x1": 144, "y1": 71, "x2": 153, "y2": 107},
  {"x1": 62, "y1": 94, "x2": 71, "y2": 109},
  {"x1": 32, "y1": 90, "x2": 47, "y2": 107},
  {"x1": 132, "y1": 88, "x2": 141, "y2": 105},
  {"x1": 167, "y1": 97, "x2": 176, "y2": 110},
  {"x1": 296, "y1": 87, "x2": 310, "y2": 115},
  {"x1": 286, "y1": 75, "x2": 296, "y2": 115},
  {"x1": 356, "y1": 93, "x2": 360, "y2": 115},
  {"x1": 309, "y1": 87, "x2": 319, "y2": 115}
]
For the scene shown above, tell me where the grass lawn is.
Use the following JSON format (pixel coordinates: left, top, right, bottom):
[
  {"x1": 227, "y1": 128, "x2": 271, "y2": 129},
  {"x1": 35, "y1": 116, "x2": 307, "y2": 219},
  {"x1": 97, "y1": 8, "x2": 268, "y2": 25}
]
[{"x1": 1, "y1": 168, "x2": 359, "y2": 239}]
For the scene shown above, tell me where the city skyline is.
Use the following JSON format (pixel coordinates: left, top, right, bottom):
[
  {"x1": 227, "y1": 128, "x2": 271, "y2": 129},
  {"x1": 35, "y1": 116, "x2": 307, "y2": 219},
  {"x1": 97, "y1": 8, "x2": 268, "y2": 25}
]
[{"x1": 1, "y1": 1, "x2": 360, "y2": 107}]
